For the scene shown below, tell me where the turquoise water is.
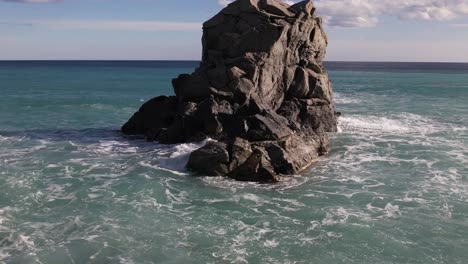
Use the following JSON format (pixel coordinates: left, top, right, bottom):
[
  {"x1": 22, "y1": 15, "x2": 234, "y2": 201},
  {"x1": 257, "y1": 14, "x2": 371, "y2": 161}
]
[{"x1": 0, "y1": 61, "x2": 467, "y2": 263}]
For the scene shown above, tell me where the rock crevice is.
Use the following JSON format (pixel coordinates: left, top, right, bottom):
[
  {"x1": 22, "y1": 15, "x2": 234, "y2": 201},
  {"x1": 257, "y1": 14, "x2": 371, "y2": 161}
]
[{"x1": 122, "y1": 0, "x2": 338, "y2": 182}]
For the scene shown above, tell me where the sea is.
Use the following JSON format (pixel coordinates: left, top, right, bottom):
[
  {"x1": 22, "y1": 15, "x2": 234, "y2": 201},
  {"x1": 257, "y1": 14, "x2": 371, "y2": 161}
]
[{"x1": 0, "y1": 61, "x2": 467, "y2": 264}]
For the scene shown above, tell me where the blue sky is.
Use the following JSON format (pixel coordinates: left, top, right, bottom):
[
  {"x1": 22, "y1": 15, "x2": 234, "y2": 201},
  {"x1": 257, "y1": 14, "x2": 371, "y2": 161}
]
[{"x1": 1, "y1": 0, "x2": 468, "y2": 62}]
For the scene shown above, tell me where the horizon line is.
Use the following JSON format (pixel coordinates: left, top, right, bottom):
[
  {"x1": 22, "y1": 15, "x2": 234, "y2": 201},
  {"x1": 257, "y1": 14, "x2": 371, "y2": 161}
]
[{"x1": 1, "y1": 60, "x2": 468, "y2": 64}]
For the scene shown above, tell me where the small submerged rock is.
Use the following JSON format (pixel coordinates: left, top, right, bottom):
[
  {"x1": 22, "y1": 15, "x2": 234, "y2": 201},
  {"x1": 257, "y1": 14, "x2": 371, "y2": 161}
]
[{"x1": 122, "y1": 0, "x2": 338, "y2": 182}]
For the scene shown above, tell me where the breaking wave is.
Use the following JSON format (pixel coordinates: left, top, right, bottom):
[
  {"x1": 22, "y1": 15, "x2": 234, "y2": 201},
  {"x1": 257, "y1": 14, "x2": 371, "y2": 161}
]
[{"x1": 339, "y1": 112, "x2": 466, "y2": 135}]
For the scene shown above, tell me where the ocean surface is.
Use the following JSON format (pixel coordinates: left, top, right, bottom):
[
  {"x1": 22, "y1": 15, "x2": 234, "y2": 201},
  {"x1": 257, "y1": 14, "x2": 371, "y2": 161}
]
[{"x1": 0, "y1": 61, "x2": 467, "y2": 264}]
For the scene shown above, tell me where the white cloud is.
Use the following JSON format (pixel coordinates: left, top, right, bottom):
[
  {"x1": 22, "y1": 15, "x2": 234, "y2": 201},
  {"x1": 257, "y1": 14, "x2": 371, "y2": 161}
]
[
  {"x1": 217, "y1": 0, "x2": 232, "y2": 7},
  {"x1": 216, "y1": 0, "x2": 468, "y2": 27},
  {"x1": 315, "y1": 0, "x2": 468, "y2": 27},
  {"x1": 314, "y1": 0, "x2": 378, "y2": 27},
  {"x1": 4, "y1": 19, "x2": 201, "y2": 31}
]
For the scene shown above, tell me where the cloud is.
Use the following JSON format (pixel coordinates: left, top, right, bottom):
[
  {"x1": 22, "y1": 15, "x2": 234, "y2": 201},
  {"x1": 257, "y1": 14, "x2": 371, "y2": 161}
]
[
  {"x1": 0, "y1": 21, "x2": 33, "y2": 26},
  {"x1": 316, "y1": 0, "x2": 468, "y2": 27},
  {"x1": 3, "y1": 19, "x2": 201, "y2": 31},
  {"x1": 2, "y1": 0, "x2": 61, "y2": 3},
  {"x1": 217, "y1": 0, "x2": 232, "y2": 7},
  {"x1": 216, "y1": 0, "x2": 468, "y2": 27}
]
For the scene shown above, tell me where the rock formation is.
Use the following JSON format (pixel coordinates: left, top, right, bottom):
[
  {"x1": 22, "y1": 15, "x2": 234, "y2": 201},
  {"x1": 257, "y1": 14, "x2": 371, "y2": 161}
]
[{"x1": 122, "y1": 0, "x2": 338, "y2": 182}]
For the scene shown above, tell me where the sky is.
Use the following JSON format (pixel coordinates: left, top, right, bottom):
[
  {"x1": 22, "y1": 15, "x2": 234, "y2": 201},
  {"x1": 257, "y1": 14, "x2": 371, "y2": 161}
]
[{"x1": 1, "y1": 0, "x2": 468, "y2": 62}]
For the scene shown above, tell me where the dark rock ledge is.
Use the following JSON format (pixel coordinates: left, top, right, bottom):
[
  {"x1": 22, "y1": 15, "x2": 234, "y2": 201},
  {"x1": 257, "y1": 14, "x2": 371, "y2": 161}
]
[{"x1": 122, "y1": 0, "x2": 338, "y2": 182}]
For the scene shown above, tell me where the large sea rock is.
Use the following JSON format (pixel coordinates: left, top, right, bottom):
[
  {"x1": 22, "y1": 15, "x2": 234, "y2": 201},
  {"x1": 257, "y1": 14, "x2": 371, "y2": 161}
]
[{"x1": 122, "y1": 0, "x2": 338, "y2": 182}]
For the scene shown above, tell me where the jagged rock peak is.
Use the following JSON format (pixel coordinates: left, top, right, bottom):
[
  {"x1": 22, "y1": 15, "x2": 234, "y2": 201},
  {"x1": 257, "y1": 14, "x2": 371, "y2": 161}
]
[
  {"x1": 215, "y1": 0, "x2": 316, "y2": 17},
  {"x1": 122, "y1": 0, "x2": 338, "y2": 182}
]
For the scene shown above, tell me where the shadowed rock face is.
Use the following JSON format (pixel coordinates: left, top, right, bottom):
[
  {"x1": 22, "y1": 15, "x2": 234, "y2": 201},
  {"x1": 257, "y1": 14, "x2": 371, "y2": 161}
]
[{"x1": 122, "y1": 0, "x2": 338, "y2": 182}]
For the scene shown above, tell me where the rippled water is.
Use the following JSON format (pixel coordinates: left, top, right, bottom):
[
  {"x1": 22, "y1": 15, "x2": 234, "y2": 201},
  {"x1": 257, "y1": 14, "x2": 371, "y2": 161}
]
[{"x1": 0, "y1": 62, "x2": 467, "y2": 263}]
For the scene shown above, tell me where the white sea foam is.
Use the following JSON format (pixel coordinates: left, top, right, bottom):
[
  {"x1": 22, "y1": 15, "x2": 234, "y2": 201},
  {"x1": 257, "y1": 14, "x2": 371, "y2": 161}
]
[
  {"x1": 138, "y1": 139, "x2": 212, "y2": 175},
  {"x1": 437, "y1": 202, "x2": 454, "y2": 219},
  {"x1": 396, "y1": 193, "x2": 427, "y2": 204},
  {"x1": 424, "y1": 168, "x2": 468, "y2": 201},
  {"x1": 241, "y1": 193, "x2": 264, "y2": 204},
  {"x1": 45, "y1": 183, "x2": 76, "y2": 202},
  {"x1": 118, "y1": 256, "x2": 136, "y2": 264},
  {"x1": 92, "y1": 140, "x2": 139, "y2": 155},
  {"x1": 18, "y1": 234, "x2": 35, "y2": 248},
  {"x1": 340, "y1": 115, "x2": 411, "y2": 134},
  {"x1": 138, "y1": 161, "x2": 188, "y2": 176},
  {"x1": 0, "y1": 207, "x2": 15, "y2": 231},
  {"x1": 0, "y1": 252, "x2": 10, "y2": 262},
  {"x1": 0, "y1": 134, "x2": 26, "y2": 144},
  {"x1": 0, "y1": 232, "x2": 39, "y2": 262},
  {"x1": 263, "y1": 239, "x2": 279, "y2": 248},
  {"x1": 339, "y1": 112, "x2": 466, "y2": 136},
  {"x1": 322, "y1": 206, "x2": 374, "y2": 226},
  {"x1": 340, "y1": 113, "x2": 435, "y2": 135},
  {"x1": 334, "y1": 92, "x2": 362, "y2": 104},
  {"x1": 322, "y1": 207, "x2": 350, "y2": 225},
  {"x1": 365, "y1": 202, "x2": 402, "y2": 219},
  {"x1": 201, "y1": 174, "x2": 308, "y2": 192},
  {"x1": 384, "y1": 203, "x2": 401, "y2": 218},
  {"x1": 214, "y1": 228, "x2": 227, "y2": 236},
  {"x1": 157, "y1": 138, "x2": 213, "y2": 173}
]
